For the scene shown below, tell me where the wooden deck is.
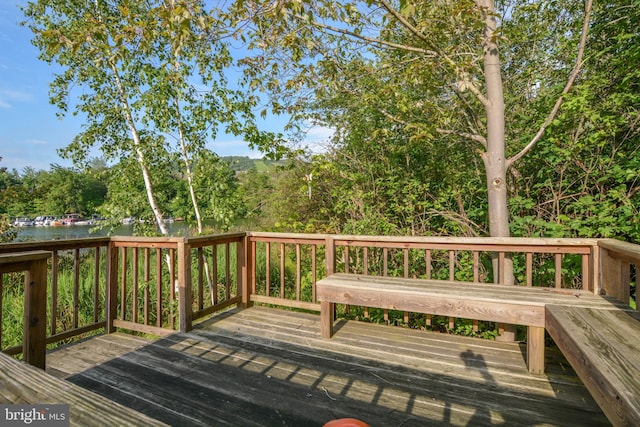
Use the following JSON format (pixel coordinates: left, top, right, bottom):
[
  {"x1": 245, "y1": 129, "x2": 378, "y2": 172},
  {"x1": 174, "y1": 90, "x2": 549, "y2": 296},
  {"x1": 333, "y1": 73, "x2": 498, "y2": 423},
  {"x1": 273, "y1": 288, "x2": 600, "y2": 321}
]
[{"x1": 46, "y1": 306, "x2": 608, "y2": 426}]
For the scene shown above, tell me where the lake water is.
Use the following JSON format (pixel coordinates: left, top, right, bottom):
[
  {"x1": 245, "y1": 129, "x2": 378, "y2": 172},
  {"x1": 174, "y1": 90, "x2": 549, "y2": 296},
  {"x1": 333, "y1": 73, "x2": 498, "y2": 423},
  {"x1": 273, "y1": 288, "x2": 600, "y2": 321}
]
[{"x1": 12, "y1": 222, "x2": 196, "y2": 242}]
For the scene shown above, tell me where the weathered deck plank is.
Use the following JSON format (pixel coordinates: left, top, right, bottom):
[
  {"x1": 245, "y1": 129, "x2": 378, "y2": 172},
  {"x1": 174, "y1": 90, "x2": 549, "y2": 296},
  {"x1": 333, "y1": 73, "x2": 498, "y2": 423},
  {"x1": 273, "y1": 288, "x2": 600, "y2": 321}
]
[
  {"x1": 0, "y1": 352, "x2": 166, "y2": 426},
  {"x1": 47, "y1": 306, "x2": 608, "y2": 426}
]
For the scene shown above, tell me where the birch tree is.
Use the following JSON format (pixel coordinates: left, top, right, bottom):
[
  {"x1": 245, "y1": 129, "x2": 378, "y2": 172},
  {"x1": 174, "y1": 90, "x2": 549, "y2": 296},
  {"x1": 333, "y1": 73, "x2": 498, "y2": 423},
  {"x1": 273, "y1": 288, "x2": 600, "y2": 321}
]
[{"x1": 23, "y1": 0, "x2": 277, "y2": 235}]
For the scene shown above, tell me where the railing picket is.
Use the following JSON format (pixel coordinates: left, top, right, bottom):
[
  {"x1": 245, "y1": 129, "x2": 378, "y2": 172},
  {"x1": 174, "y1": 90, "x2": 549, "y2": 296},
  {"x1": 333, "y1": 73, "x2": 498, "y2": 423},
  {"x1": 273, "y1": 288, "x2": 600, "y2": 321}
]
[
  {"x1": 142, "y1": 247, "x2": 149, "y2": 281},
  {"x1": 425, "y1": 250, "x2": 432, "y2": 326},
  {"x1": 265, "y1": 242, "x2": 270, "y2": 297},
  {"x1": 363, "y1": 247, "x2": 369, "y2": 275},
  {"x1": 93, "y1": 247, "x2": 100, "y2": 323},
  {"x1": 312, "y1": 244, "x2": 317, "y2": 303},
  {"x1": 404, "y1": 248, "x2": 410, "y2": 324},
  {"x1": 133, "y1": 248, "x2": 139, "y2": 323},
  {"x1": 581, "y1": 253, "x2": 590, "y2": 291},
  {"x1": 296, "y1": 244, "x2": 301, "y2": 301},
  {"x1": 170, "y1": 248, "x2": 176, "y2": 329},
  {"x1": 345, "y1": 246, "x2": 350, "y2": 274},
  {"x1": 226, "y1": 243, "x2": 231, "y2": 301},
  {"x1": 144, "y1": 285, "x2": 150, "y2": 325},
  {"x1": 197, "y1": 248, "x2": 204, "y2": 310},
  {"x1": 555, "y1": 253, "x2": 563, "y2": 288},
  {"x1": 51, "y1": 251, "x2": 58, "y2": 335},
  {"x1": 498, "y1": 252, "x2": 505, "y2": 284},
  {"x1": 473, "y1": 251, "x2": 479, "y2": 282},
  {"x1": 383, "y1": 248, "x2": 388, "y2": 276},
  {"x1": 403, "y1": 248, "x2": 409, "y2": 277},
  {"x1": 212, "y1": 244, "x2": 218, "y2": 305},
  {"x1": 449, "y1": 250, "x2": 455, "y2": 281},
  {"x1": 120, "y1": 247, "x2": 127, "y2": 321},
  {"x1": 156, "y1": 248, "x2": 162, "y2": 327},
  {"x1": 280, "y1": 243, "x2": 285, "y2": 299},
  {"x1": 526, "y1": 253, "x2": 533, "y2": 287},
  {"x1": 425, "y1": 249, "x2": 431, "y2": 279},
  {"x1": 250, "y1": 240, "x2": 257, "y2": 297},
  {"x1": 73, "y1": 248, "x2": 80, "y2": 329}
]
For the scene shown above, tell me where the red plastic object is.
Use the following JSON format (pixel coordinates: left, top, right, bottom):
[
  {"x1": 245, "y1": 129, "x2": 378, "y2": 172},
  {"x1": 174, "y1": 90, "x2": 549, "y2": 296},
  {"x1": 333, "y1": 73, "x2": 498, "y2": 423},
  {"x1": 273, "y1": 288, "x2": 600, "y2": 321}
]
[{"x1": 323, "y1": 418, "x2": 371, "y2": 427}]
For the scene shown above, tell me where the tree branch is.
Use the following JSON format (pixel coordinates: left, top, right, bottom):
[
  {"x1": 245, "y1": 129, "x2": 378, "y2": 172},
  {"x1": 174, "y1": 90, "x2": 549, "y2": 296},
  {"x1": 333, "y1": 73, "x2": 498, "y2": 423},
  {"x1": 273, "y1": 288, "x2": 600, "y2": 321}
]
[
  {"x1": 507, "y1": 0, "x2": 593, "y2": 168},
  {"x1": 299, "y1": 15, "x2": 438, "y2": 56},
  {"x1": 463, "y1": 78, "x2": 490, "y2": 107},
  {"x1": 377, "y1": 108, "x2": 410, "y2": 126},
  {"x1": 377, "y1": 0, "x2": 458, "y2": 68},
  {"x1": 436, "y1": 128, "x2": 487, "y2": 148}
]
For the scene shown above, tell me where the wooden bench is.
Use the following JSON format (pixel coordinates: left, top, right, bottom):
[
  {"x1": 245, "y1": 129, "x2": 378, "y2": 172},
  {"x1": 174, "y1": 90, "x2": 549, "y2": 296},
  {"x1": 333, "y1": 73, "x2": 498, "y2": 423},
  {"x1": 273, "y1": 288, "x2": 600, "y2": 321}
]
[
  {"x1": 0, "y1": 352, "x2": 167, "y2": 426},
  {"x1": 316, "y1": 273, "x2": 629, "y2": 375},
  {"x1": 545, "y1": 305, "x2": 640, "y2": 426}
]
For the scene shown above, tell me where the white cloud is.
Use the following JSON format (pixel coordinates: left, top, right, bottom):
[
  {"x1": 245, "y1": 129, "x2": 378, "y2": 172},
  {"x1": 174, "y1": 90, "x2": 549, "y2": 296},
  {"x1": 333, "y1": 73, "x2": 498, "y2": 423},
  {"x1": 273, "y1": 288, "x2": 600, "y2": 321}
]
[
  {"x1": 0, "y1": 88, "x2": 32, "y2": 108},
  {"x1": 25, "y1": 139, "x2": 49, "y2": 145}
]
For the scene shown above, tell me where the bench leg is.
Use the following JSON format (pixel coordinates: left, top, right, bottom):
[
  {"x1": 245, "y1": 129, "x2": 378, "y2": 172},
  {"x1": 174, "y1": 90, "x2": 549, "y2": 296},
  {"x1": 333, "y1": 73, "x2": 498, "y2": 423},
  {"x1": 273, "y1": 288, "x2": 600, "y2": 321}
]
[
  {"x1": 320, "y1": 301, "x2": 335, "y2": 338},
  {"x1": 527, "y1": 326, "x2": 545, "y2": 374}
]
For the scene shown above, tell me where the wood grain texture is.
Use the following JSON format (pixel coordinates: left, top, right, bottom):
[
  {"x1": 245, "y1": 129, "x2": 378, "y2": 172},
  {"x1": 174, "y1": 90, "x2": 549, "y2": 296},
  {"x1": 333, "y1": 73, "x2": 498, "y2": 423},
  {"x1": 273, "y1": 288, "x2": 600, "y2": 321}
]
[
  {"x1": 317, "y1": 273, "x2": 632, "y2": 375},
  {"x1": 546, "y1": 305, "x2": 640, "y2": 427},
  {"x1": 43, "y1": 307, "x2": 607, "y2": 426},
  {"x1": 0, "y1": 352, "x2": 166, "y2": 426}
]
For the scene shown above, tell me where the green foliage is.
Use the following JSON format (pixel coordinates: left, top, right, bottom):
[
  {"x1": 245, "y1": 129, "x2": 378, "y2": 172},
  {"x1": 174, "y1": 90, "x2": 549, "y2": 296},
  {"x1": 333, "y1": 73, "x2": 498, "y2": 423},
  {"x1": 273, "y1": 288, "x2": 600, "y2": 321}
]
[
  {"x1": 508, "y1": 0, "x2": 640, "y2": 243},
  {"x1": 192, "y1": 150, "x2": 246, "y2": 231}
]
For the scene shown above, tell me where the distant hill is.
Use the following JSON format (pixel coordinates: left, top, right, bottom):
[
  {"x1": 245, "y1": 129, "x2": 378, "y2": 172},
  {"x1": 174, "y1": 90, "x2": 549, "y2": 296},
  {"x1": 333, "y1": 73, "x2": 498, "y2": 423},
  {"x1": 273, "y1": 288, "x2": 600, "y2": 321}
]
[{"x1": 222, "y1": 156, "x2": 282, "y2": 172}]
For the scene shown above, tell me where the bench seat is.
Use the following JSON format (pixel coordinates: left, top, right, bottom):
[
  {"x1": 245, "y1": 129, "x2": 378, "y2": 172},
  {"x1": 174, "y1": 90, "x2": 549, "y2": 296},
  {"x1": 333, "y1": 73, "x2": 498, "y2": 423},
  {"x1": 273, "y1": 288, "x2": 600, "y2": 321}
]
[
  {"x1": 316, "y1": 273, "x2": 628, "y2": 375},
  {"x1": 545, "y1": 305, "x2": 640, "y2": 427}
]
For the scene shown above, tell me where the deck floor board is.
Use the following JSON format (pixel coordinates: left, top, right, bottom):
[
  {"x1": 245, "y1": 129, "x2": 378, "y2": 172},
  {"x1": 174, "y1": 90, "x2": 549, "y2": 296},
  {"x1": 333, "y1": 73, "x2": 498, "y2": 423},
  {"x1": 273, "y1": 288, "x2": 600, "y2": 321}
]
[{"x1": 46, "y1": 306, "x2": 608, "y2": 426}]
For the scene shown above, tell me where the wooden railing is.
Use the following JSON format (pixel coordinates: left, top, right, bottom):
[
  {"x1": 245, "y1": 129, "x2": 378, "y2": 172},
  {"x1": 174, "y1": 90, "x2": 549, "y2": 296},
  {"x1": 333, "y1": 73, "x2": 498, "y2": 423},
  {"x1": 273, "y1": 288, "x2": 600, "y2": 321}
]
[
  {"x1": 1, "y1": 232, "x2": 637, "y2": 369},
  {"x1": 0, "y1": 233, "x2": 245, "y2": 363},
  {"x1": 245, "y1": 233, "x2": 600, "y2": 312},
  {"x1": 107, "y1": 233, "x2": 246, "y2": 335},
  {"x1": 599, "y1": 238, "x2": 639, "y2": 310},
  {"x1": 0, "y1": 238, "x2": 110, "y2": 357}
]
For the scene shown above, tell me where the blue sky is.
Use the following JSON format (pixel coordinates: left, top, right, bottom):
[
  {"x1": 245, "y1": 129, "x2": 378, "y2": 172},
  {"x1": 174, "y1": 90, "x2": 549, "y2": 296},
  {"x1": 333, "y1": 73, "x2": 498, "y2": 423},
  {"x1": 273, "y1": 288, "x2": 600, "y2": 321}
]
[{"x1": 0, "y1": 1, "x2": 332, "y2": 173}]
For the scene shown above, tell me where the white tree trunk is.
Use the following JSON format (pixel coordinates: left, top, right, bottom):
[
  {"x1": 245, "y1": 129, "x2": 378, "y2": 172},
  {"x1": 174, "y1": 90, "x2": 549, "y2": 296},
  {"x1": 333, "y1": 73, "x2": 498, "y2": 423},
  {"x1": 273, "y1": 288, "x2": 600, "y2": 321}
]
[
  {"x1": 478, "y1": 0, "x2": 516, "y2": 340},
  {"x1": 110, "y1": 64, "x2": 168, "y2": 236}
]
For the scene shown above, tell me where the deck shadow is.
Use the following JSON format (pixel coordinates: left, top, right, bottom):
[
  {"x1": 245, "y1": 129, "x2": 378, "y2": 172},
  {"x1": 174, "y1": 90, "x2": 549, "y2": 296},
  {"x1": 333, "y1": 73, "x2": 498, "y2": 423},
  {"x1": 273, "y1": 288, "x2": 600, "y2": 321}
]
[{"x1": 63, "y1": 308, "x2": 608, "y2": 426}]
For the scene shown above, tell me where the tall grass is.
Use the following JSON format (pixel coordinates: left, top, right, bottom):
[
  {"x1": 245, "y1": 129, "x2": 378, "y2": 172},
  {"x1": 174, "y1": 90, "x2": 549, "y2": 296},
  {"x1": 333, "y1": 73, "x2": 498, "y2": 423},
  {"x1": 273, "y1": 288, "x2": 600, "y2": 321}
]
[{"x1": 1, "y1": 249, "x2": 106, "y2": 353}]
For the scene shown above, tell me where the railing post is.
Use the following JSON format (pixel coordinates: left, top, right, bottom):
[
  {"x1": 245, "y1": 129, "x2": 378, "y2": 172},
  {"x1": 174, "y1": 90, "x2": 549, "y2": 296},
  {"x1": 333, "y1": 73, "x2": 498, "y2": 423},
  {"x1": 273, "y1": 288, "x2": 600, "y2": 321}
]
[
  {"x1": 0, "y1": 251, "x2": 51, "y2": 369},
  {"x1": 325, "y1": 235, "x2": 335, "y2": 277},
  {"x1": 600, "y1": 246, "x2": 631, "y2": 303},
  {"x1": 177, "y1": 238, "x2": 192, "y2": 332},
  {"x1": 105, "y1": 242, "x2": 119, "y2": 333},
  {"x1": 23, "y1": 253, "x2": 49, "y2": 369},
  {"x1": 240, "y1": 234, "x2": 253, "y2": 309}
]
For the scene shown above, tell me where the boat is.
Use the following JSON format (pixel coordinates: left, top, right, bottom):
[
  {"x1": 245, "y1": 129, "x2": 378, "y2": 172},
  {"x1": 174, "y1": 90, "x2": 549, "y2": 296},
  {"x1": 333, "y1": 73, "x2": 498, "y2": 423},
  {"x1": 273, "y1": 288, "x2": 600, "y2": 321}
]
[
  {"x1": 34, "y1": 215, "x2": 55, "y2": 226},
  {"x1": 13, "y1": 217, "x2": 35, "y2": 227},
  {"x1": 61, "y1": 213, "x2": 81, "y2": 225}
]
